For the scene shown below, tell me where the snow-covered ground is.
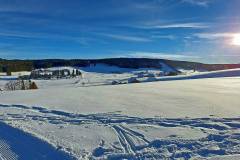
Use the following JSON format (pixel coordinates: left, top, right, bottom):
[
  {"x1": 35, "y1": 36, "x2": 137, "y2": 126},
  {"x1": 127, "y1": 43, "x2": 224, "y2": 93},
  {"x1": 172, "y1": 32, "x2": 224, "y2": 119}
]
[
  {"x1": 0, "y1": 121, "x2": 74, "y2": 160},
  {"x1": 0, "y1": 66, "x2": 240, "y2": 159}
]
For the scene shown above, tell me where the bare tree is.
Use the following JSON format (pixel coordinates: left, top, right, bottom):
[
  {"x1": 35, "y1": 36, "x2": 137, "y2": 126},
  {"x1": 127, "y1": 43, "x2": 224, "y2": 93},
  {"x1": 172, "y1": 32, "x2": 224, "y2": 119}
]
[{"x1": 4, "y1": 80, "x2": 38, "y2": 91}]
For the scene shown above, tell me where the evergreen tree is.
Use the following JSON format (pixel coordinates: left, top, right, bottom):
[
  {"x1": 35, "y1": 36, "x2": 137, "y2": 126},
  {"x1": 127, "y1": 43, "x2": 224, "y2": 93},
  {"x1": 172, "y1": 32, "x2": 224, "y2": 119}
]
[
  {"x1": 66, "y1": 70, "x2": 70, "y2": 76},
  {"x1": 6, "y1": 68, "x2": 11, "y2": 76},
  {"x1": 76, "y1": 70, "x2": 80, "y2": 76},
  {"x1": 21, "y1": 79, "x2": 25, "y2": 90},
  {"x1": 72, "y1": 69, "x2": 75, "y2": 77},
  {"x1": 61, "y1": 70, "x2": 65, "y2": 77}
]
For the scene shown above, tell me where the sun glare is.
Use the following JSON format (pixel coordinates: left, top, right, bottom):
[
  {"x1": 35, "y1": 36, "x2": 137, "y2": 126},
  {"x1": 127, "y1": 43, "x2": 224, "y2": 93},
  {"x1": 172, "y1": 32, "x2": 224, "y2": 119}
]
[{"x1": 232, "y1": 34, "x2": 240, "y2": 46}]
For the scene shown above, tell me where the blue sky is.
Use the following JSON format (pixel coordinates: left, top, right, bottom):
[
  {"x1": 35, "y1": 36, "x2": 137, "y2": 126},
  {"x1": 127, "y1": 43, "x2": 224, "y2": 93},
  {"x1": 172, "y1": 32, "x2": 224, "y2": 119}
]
[{"x1": 0, "y1": 0, "x2": 240, "y2": 63}]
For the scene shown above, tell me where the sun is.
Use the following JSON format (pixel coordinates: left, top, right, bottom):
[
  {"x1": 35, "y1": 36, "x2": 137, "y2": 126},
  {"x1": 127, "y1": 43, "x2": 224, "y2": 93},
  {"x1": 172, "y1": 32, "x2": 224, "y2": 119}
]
[{"x1": 232, "y1": 34, "x2": 240, "y2": 46}]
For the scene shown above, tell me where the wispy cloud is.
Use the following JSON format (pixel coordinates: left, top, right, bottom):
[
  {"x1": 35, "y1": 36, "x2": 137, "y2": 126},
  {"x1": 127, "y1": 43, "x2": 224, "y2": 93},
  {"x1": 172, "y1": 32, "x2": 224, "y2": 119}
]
[
  {"x1": 0, "y1": 31, "x2": 41, "y2": 39},
  {"x1": 137, "y1": 22, "x2": 210, "y2": 29},
  {"x1": 0, "y1": 30, "x2": 91, "y2": 45},
  {"x1": 151, "y1": 35, "x2": 176, "y2": 40},
  {"x1": 194, "y1": 32, "x2": 238, "y2": 39},
  {"x1": 209, "y1": 54, "x2": 240, "y2": 57},
  {"x1": 126, "y1": 51, "x2": 200, "y2": 60},
  {"x1": 181, "y1": 0, "x2": 213, "y2": 7},
  {"x1": 99, "y1": 33, "x2": 152, "y2": 42}
]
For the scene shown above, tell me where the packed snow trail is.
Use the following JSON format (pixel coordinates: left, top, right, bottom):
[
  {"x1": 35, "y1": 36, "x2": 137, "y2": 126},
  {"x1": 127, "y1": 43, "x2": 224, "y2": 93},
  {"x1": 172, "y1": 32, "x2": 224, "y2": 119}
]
[
  {"x1": 0, "y1": 121, "x2": 75, "y2": 160},
  {"x1": 0, "y1": 104, "x2": 240, "y2": 159}
]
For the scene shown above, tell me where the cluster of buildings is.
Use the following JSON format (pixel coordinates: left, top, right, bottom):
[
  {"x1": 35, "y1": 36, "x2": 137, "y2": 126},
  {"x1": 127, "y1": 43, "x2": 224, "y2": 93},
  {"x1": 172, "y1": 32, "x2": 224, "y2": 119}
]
[{"x1": 30, "y1": 68, "x2": 82, "y2": 79}]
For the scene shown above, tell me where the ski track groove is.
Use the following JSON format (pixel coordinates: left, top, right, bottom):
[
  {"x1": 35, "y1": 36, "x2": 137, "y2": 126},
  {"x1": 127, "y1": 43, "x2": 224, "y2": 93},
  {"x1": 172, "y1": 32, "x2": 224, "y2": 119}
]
[{"x1": 112, "y1": 125, "x2": 135, "y2": 154}]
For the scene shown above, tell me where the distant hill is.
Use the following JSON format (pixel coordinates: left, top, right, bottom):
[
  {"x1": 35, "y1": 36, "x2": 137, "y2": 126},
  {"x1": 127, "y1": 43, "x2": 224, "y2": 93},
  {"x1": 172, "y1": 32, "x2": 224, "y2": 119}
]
[{"x1": 0, "y1": 58, "x2": 240, "y2": 72}]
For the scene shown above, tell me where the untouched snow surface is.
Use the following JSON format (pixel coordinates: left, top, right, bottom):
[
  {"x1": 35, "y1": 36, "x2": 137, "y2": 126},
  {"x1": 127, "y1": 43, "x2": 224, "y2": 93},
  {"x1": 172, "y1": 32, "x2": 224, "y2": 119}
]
[
  {"x1": 1, "y1": 77, "x2": 240, "y2": 118},
  {"x1": 0, "y1": 68, "x2": 240, "y2": 159}
]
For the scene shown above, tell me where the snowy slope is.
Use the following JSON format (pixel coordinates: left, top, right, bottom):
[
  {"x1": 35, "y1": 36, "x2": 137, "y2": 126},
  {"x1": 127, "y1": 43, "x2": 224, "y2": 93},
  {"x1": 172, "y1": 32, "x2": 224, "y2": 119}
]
[
  {"x1": 158, "y1": 68, "x2": 240, "y2": 81},
  {"x1": 80, "y1": 63, "x2": 176, "y2": 74},
  {"x1": 1, "y1": 77, "x2": 240, "y2": 118},
  {"x1": 0, "y1": 68, "x2": 240, "y2": 159}
]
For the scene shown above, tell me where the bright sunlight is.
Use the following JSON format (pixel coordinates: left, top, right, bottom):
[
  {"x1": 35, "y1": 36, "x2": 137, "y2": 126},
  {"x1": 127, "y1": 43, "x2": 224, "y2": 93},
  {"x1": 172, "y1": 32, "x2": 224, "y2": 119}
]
[{"x1": 232, "y1": 34, "x2": 240, "y2": 46}]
